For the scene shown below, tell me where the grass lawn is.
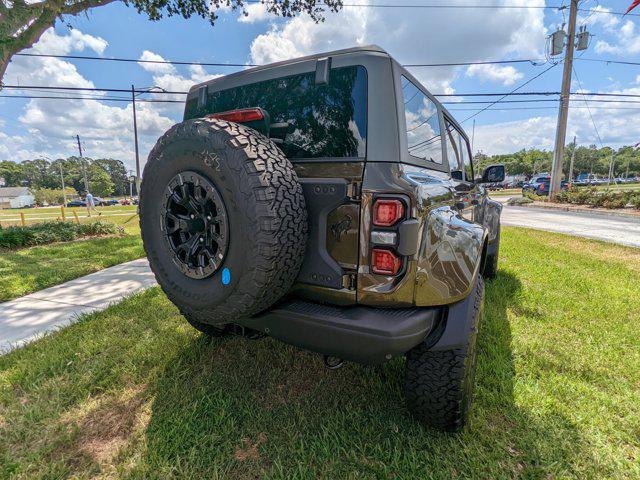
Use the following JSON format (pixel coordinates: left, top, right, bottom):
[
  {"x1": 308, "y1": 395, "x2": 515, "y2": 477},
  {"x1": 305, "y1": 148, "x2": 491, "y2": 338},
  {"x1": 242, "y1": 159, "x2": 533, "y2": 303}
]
[
  {"x1": 1, "y1": 227, "x2": 638, "y2": 479},
  {"x1": 0, "y1": 213, "x2": 143, "y2": 302}
]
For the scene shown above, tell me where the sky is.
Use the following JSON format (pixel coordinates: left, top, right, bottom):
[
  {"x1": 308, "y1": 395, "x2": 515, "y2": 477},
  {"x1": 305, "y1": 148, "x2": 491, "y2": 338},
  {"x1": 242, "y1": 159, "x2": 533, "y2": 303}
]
[{"x1": 1, "y1": 0, "x2": 640, "y2": 172}]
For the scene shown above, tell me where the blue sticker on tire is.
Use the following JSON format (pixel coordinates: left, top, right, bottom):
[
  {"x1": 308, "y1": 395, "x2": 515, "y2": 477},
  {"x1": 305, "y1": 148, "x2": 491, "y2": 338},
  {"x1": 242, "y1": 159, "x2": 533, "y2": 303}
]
[{"x1": 222, "y1": 268, "x2": 231, "y2": 285}]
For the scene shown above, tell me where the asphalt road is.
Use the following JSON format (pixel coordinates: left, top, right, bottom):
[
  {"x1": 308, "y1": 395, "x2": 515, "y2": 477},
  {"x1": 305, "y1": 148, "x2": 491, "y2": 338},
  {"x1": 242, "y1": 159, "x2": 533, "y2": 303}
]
[{"x1": 501, "y1": 206, "x2": 640, "y2": 248}]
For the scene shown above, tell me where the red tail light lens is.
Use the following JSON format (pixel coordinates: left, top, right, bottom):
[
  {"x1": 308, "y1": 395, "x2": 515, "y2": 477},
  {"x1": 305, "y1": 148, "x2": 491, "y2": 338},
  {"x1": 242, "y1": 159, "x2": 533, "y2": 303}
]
[
  {"x1": 371, "y1": 248, "x2": 401, "y2": 275},
  {"x1": 373, "y1": 199, "x2": 404, "y2": 227},
  {"x1": 207, "y1": 108, "x2": 264, "y2": 123}
]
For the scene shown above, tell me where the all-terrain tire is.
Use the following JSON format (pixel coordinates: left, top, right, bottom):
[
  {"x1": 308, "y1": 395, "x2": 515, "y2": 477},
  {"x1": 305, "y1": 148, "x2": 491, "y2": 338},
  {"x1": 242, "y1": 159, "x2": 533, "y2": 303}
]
[
  {"x1": 140, "y1": 118, "x2": 307, "y2": 325},
  {"x1": 483, "y1": 224, "x2": 500, "y2": 279},
  {"x1": 404, "y1": 274, "x2": 484, "y2": 431}
]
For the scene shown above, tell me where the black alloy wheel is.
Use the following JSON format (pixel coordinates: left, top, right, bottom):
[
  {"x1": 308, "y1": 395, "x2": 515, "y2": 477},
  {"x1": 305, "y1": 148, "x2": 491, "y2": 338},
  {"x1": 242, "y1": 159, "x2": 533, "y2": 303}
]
[{"x1": 162, "y1": 171, "x2": 229, "y2": 279}]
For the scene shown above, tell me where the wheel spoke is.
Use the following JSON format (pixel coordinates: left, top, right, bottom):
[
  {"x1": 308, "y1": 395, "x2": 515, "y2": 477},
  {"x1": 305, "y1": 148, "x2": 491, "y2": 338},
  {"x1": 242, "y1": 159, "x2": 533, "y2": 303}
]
[{"x1": 164, "y1": 172, "x2": 228, "y2": 279}]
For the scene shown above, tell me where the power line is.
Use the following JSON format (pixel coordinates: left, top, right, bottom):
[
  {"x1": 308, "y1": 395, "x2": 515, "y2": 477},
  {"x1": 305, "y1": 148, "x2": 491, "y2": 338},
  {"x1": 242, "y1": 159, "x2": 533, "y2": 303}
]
[
  {"x1": 14, "y1": 53, "x2": 257, "y2": 68},
  {"x1": 572, "y1": 66, "x2": 604, "y2": 147},
  {"x1": 3, "y1": 85, "x2": 640, "y2": 100},
  {"x1": 15, "y1": 52, "x2": 547, "y2": 68},
  {"x1": 459, "y1": 62, "x2": 562, "y2": 123},
  {"x1": 16, "y1": 51, "x2": 639, "y2": 69},
  {"x1": 448, "y1": 106, "x2": 640, "y2": 111},
  {"x1": 245, "y1": 1, "x2": 640, "y2": 17},
  {"x1": 0, "y1": 94, "x2": 183, "y2": 103}
]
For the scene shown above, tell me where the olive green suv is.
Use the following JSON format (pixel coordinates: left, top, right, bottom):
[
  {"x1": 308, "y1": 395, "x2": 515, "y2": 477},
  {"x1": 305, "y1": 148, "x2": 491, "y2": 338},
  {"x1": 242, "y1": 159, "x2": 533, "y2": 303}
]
[{"x1": 140, "y1": 45, "x2": 504, "y2": 431}]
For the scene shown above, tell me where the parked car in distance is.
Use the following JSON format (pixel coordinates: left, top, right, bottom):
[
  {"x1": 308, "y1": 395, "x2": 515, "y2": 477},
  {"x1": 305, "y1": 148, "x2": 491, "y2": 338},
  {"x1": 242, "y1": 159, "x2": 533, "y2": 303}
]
[
  {"x1": 66, "y1": 199, "x2": 86, "y2": 207},
  {"x1": 96, "y1": 198, "x2": 119, "y2": 206},
  {"x1": 523, "y1": 177, "x2": 569, "y2": 195}
]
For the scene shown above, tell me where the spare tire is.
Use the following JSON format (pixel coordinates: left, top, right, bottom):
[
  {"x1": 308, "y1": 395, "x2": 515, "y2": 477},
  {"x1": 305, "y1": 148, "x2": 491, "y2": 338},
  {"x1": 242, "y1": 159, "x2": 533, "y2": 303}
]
[{"x1": 140, "y1": 118, "x2": 307, "y2": 325}]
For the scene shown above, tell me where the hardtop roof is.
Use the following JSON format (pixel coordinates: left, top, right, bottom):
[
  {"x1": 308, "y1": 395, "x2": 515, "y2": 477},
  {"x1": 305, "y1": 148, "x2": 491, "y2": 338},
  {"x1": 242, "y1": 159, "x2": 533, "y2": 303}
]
[{"x1": 189, "y1": 45, "x2": 390, "y2": 93}]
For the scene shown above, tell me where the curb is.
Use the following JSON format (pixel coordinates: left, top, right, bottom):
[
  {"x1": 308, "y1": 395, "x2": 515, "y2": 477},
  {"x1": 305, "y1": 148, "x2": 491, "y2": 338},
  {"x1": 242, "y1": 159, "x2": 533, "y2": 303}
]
[{"x1": 515, "y1": 201, "x2": 640, "y2": 219}]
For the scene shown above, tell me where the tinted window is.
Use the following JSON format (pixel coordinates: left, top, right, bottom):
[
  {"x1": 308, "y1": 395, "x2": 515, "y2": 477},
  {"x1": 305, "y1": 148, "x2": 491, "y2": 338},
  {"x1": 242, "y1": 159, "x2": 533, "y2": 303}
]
[
  {"x1": 445, "y1": 121, "x2": 473, "y2": 182},
  {"x1": 444, "y1": 121, "x2": 461, "y2": 173},
  {"x1": 190, "y1": 66, "x2": 367, "y2": 159},
  {"x1": 458, "y1": 131, "x2": 473, "y2": 181},
  {"x1": 401, "y1": 76, "x2": 443, "y2": 165}
]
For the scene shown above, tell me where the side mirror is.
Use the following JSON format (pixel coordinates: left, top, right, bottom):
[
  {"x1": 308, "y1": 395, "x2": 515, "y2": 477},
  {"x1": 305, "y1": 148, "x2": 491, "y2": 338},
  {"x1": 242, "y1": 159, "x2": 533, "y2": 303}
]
[{"x1": 480, "y1": 164, "x2": 505, "y2": 184}]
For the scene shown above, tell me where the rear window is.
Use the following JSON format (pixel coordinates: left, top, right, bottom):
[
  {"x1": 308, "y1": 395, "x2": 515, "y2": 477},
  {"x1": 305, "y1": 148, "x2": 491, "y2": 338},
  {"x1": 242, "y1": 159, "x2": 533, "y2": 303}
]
[{"x1": 186, "y1": 66, "x2": 367, "y2": 160}]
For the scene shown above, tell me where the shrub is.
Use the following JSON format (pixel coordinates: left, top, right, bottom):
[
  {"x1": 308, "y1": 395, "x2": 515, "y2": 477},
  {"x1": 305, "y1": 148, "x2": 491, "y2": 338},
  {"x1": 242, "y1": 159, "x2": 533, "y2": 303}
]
[
  {"x1": 552, "y1": 187, "x2": 640, "y2": 210},
  {"x1": 0, "y1": 221, "x2": 118, "y2": 249}
]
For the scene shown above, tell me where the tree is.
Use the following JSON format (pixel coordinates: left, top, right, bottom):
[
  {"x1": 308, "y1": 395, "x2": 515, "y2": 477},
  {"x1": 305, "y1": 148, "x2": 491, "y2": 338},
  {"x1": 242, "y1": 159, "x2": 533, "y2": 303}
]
[
  {"x1": 0, "y1": 160, "x2": 25, "y2": 186},
  {"x1": 33, "y1": 186, "x2": 77, "y2": 205},
  {"x1": 0, "y1": 0, "x2": 343, "y2": 82},
  {"x1": 93, "y1": 158, "x2": 128, "y2": 195},
  {"x1": 20, "y1": 158, "x2": 57, "y2": 188},
  {"x1": 87, "y1": 163, "x2": 114, "y2": 196}
]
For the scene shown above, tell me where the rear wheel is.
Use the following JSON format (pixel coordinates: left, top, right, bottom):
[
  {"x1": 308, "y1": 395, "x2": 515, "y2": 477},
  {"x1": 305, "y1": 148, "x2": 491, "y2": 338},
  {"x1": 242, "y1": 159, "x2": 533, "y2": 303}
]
[
  {"x1": 404, "y1": 274, "x2": 484, "y2": 431},
  {"x1": 483, "y1": 224, "x2": 500, "y2": 279},
  {"x1": 140, "y1": 118, "x2": 307, "y2": 327}
]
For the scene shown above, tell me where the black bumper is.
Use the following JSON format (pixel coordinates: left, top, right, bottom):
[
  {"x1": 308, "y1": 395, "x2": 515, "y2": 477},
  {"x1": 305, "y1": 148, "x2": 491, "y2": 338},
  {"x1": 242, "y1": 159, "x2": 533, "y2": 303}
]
[{"x1": 241, "y1": 299, "x2": 444, "y2": 364}]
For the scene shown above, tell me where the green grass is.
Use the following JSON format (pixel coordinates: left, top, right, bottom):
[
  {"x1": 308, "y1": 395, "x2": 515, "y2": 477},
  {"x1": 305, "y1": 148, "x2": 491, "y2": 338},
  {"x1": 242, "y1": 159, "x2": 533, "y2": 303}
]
[
  {"x1": 0, "y1": 206, "x2": 140, "y2": 231},
  {"x1": 1, "y1": 228, "x2": 638, "y2": 479},
  {"x1": 0, "y1": 235, "x2": 144, "y2": 302},
  {"x1": 0, "y1": 212, "x2": 143, "y2": 302}
]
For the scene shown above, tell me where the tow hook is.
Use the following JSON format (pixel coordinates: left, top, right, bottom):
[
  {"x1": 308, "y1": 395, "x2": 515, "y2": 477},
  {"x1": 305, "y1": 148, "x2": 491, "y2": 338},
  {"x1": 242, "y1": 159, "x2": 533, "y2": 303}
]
[
  {"x1": 229, "y1": 324, "x2": 264, "y2": 340},
  {"x1": 322, "y1": 355, "x2": 344, "y2": 370}
]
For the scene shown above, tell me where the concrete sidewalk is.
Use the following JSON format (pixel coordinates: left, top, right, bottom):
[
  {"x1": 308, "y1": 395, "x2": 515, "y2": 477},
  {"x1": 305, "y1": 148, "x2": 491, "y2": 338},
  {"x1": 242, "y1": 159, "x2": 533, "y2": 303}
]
[{"x1": 0, "y1": 258, "x2": 157, "y2": 353}]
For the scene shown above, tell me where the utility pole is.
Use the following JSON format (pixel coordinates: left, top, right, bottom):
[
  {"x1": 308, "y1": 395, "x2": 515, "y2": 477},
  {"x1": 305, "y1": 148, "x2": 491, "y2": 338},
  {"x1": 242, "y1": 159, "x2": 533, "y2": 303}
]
[
  {"x1": 471, "y1": 119, "x2": 476, "y2": 155},
  {"x1": 76, "y1": 134, "x2": 89, "y2": 191},
  {"x1": 131, "y1": 85, "x2": 141, "y2": 197},
  {"x1": 550, "y1": 0, "x2": 579, "y2": 196},
  {"x1": 59, "y1": 162, "x2": 67, "y2": 207},
  {"x1": 608, "y1": 151, "x2": 615, "y2": 184},
  {"x1": 568, "y1": 136, "x2": 576, "y2": 184}
]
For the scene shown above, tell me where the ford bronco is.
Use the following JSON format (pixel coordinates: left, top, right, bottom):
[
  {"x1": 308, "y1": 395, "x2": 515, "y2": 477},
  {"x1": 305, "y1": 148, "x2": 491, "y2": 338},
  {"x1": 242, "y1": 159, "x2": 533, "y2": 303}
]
[{"x1": 140, "y1": 45, "x2": 504, "y2": 431}]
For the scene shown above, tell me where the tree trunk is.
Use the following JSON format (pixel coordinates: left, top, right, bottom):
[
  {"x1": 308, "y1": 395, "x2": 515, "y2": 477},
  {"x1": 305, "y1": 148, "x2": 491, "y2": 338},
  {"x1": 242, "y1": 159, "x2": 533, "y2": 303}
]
[{"x1": 0, "y1": 0, "x2": 116, "y2": 86}]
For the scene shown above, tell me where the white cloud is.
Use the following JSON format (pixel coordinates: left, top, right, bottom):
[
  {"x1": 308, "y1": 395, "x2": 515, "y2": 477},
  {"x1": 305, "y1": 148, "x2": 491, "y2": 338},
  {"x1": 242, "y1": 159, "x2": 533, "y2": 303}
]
[
  {"x1": 1, "y1": 30, "x2": 176, "y2": 169},
  {"x1": 247, "y1": 0, "x2": 546, "y2": 94},
  {"x1": 238, "y1": 2, "x2": 272, "y2": 23},
  {"x1": 595, "y1": 19, "x2": 640, "y2": 55},
  {"x1": 31, "y1": 28, "x2": 108, "y2": 55},
  {"x1": 466, "y1": 64, "x2": 524, "y2": 86},
  {"x1": 473, "y1": 87, "x2": 640, "y2": 154},
  {"x1": 138, "y1": 50, "x2": 177, "y2": 75}
]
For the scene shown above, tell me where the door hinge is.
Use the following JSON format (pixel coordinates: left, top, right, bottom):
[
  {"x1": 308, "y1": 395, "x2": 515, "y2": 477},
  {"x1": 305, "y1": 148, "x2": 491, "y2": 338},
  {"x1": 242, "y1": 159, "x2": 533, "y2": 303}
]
[
  {"x1": 342, "y1": 273, "x2": 357, "y2": 290},
  {"x1": 346, "y1": 181, "x2": 361, "y2": 201}
]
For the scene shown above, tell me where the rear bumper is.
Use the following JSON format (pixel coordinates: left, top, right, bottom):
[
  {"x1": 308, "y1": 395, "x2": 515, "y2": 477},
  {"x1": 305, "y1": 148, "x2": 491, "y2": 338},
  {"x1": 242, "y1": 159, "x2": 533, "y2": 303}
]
[{"x1": 242, "y1": 299, "x2": 444, "y2": 364}]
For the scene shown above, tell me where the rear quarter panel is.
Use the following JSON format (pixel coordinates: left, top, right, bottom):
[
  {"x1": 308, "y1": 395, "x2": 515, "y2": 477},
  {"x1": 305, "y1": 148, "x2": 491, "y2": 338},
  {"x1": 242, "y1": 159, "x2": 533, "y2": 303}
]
[{"x1": 358, "y1": 163, "x2": 487, "y2": 308}]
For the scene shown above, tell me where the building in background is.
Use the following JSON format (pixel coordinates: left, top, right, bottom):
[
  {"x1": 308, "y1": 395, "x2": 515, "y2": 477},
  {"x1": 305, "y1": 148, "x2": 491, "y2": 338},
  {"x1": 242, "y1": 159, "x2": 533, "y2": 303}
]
[{"x1": 0, "y1": 187, "x2": 35, "y2": 209}]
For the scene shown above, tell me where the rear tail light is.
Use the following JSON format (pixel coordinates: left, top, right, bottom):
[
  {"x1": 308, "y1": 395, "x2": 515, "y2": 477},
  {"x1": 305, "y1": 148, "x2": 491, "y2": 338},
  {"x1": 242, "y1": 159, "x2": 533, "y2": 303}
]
[
  {"x1": 373, "y1": 199, "x2": 404, "y2": 227},
  {"x1": 371, "y1": 248, "x2": 401, "y2": 275},
  {"x1": 207, "y1": 108, "x2": 264, "y2": 123}
]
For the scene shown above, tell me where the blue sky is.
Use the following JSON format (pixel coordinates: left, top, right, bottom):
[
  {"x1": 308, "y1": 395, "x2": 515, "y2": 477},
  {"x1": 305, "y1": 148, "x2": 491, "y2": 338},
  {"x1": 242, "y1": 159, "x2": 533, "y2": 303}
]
[{"x1": 1, "y1": 0, "x2": 639, "y2": 171}]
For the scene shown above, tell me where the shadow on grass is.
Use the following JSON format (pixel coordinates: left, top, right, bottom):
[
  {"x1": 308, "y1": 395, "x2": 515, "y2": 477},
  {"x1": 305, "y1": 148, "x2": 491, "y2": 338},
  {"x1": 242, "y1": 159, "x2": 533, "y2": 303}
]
[{"x1": 139, "y1": 271, "x2": 586, "y2": 478}]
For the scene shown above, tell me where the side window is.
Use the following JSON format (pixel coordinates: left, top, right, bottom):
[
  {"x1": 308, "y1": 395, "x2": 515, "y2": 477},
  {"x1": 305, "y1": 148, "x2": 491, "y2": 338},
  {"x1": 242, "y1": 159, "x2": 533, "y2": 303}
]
[
  {"x1": 401, "y1": 76, "x2": 443, "y2": 165},
  {"x1": 458, "y1": 133, "x2": 473, "y2": 181},
  {"x1": 446, "y1": 120, "x2": 473, "y2": 182},
  {"x1": 444, "y1": 121, "x2": 461, "y2": 179}
]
